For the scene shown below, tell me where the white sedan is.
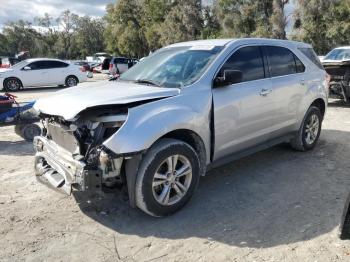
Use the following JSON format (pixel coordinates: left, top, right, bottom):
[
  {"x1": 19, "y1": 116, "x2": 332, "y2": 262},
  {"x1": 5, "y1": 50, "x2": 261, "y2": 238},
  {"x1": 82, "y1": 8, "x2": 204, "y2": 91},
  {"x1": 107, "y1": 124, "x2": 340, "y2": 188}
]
[{"x1": 0, "y1": 58, "x2": 87, "y2": 91}]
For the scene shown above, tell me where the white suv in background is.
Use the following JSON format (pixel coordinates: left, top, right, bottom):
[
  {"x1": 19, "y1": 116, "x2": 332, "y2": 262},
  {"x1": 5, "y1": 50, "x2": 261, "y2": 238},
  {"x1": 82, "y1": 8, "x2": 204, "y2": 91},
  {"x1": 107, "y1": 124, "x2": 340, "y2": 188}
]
[{"x1": 0, "y1": 58, "x2": 87, "y2": 91}]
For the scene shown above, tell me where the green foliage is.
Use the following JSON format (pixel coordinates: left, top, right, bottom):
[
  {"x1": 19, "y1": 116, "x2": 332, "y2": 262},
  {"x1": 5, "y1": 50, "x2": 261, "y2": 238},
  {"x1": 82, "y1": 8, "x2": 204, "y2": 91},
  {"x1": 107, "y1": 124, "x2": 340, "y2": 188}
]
[
  {"x1": 292, "y1": 0, "x2": 350, "y2": 54},
  {"x1": 159, "y1": 0, "x2": 203, "y2": 45},
  {"x1": 104, "y1": 0, "x2": 203, "y2": 56},
  {"x1": 0, "y1": 11, "x2": 105, "y2": 59},
  {"x1": 7, "y1": 0, "x2": 350, "y2": 59},
  {"x1": 215, "y1": 0, "x2": 274, "y2": 38},
  {"x1": 104, "y1": 0, "x2": 148, "y2": 57}
]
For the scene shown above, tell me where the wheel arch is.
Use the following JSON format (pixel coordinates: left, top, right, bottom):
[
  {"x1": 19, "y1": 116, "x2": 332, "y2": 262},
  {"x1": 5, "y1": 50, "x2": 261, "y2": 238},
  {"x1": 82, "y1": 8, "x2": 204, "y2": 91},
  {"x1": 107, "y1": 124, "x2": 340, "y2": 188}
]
[
  {"x1": 159, "y1": 129, "x2": 207, "y2": 176},
  {"x1": 65, "y1": 75, "x2": 79, "y2": 84},
  {"x1": 3, "y1": 76, "x2": 23, "y2": 90},
  {"x1": 310, "y1": 98, "x2": 326, "y2": 118}
]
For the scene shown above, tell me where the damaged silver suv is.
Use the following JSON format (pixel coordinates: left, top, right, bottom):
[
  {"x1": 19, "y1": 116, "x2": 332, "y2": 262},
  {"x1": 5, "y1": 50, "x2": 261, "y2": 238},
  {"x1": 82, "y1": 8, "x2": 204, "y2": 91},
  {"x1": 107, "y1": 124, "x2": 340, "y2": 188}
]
[{"x1": 34, "y1": 38, "x2": 328, "y2": 216}]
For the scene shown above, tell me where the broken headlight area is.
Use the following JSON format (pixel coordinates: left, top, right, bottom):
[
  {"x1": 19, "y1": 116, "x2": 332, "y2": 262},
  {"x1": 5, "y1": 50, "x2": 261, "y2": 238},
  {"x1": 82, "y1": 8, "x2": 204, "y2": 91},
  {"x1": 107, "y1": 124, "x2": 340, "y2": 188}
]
[{"x1": 34, "y1": 109, "x2": 128, "y2": 194}]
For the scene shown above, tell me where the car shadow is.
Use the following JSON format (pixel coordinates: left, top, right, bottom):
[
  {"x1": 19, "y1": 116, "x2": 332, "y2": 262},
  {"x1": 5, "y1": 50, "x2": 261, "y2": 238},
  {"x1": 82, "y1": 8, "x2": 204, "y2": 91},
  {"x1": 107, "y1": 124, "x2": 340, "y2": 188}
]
[
  {"x1": 73, "y1": 129, "x2": 350, "y2": 248},
  {"x1": 0, "y1": 140, "x2": 33, "y2": 156}
]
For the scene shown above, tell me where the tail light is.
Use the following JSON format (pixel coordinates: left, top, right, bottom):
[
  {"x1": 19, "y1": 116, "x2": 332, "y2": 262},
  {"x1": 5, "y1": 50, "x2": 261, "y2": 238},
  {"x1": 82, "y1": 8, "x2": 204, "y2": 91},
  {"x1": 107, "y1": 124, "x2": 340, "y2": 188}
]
[
  {"x1": 80, "y1": 66, "x2": 86, "y2": 72},
  {"x1": 109, "y1": 63, "x2": 113, "y2": 70}
]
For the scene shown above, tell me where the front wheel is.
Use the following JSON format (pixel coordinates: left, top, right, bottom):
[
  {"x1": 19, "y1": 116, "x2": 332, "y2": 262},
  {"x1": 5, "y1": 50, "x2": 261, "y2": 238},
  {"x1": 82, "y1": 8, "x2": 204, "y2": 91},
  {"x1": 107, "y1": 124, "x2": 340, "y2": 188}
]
[
  {"x1": 15, "y1": 123, "x2": 41, "y2": 142},
  {"x1": 135, "y1": 138, "x2": 200, "y2": 217},
  {"x1": 290, "y1": 106, "x2": 322, "y2": 151},
  {"x1": 4, "y1": 78, "x2": 22, "y2": 91}
]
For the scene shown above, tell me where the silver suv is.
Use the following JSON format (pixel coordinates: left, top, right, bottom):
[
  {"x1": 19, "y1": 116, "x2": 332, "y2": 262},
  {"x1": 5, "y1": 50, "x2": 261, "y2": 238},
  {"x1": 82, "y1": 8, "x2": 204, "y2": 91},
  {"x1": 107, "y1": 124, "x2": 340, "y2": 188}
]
[{"x1": 33, "y1": 38, "x2": 328, "y2": 216}]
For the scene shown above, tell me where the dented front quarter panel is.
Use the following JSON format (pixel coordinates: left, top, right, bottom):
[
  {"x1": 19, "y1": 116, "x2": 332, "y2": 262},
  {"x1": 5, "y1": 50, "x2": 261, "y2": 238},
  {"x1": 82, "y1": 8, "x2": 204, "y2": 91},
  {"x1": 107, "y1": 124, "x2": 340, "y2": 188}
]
[{"x1": 103, "y1": 86, "x2": 213, "y2": 164}]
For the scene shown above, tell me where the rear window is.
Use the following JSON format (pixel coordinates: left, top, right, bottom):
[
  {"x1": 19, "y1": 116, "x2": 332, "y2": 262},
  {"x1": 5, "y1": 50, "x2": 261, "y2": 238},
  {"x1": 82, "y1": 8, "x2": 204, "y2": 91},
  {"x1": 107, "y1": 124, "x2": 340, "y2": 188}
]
[
  {"x1": 298, "y1": 47, "x2": 324, "y2": 69},
  {"x1": 113, "y1": 58, "x2": 128, "y2": 64}
]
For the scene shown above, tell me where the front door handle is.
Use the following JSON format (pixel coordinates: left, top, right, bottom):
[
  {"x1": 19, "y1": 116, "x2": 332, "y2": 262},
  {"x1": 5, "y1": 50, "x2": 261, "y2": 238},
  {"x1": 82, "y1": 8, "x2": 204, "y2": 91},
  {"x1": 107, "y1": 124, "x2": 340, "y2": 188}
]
[{"x1": 260, "y1": 88, "x2": 272, "y2": 96}]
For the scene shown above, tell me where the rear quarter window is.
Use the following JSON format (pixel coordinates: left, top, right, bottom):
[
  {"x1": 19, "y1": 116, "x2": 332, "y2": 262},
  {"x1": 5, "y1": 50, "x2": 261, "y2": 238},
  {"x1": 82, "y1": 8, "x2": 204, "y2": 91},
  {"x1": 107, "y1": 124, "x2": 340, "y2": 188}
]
[{"x1": 298, "y1": 47, "x2": 324, "y2": 70}]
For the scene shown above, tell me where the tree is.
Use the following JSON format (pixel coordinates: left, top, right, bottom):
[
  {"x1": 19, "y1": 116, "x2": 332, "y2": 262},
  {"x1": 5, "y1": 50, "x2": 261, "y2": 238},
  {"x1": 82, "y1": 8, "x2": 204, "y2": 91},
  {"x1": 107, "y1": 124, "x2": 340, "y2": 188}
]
[
  {"x1": 0, "y1": 33, "x2": 10, "y2": 56},
  {"x1": 34, "y1": 13, "x2": 59, "y2": 57},
  {"x1": 159, "y1": 0, "x2": 203, "y2": 45},
  {"x1": 142, "y1": 0, "x2": 172, "y2": 51},
  {"x1": 215, "y1": 0, "x2": 274, "y2": 38},
  {"x1": 104, "y1": 0, "x2": 148, "y2": 57},
  {"x1": 57, "y1": 10, "x2": 79, "y2": 59},
  {"x1": 2, "y1": 20, "x2": 43, "y2": 56},
  {"x1": 292, "y1": 0, "x2": 350, "y2": 54},
  {"x1": 201, "y1": 5, "x2": 222, "y2": 39},
  {"x1": 271, "y1": 0, "x2": 289, "y2": 39},
  {"x1": 74, "y1": 16, "x2": 106, "y2": 58}
]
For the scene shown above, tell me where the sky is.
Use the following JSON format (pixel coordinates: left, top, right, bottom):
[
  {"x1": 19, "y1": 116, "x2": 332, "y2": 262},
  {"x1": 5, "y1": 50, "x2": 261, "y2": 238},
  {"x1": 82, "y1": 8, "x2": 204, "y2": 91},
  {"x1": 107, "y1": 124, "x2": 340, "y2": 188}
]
[{"x1": 0, "y1": 0, "x2": 115, "y2": 29}]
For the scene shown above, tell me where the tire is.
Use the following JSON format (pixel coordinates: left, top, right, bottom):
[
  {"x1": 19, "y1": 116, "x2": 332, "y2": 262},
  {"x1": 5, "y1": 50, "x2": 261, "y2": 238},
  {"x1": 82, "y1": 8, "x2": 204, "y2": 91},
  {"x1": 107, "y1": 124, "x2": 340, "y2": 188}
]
[
  {"x1": 4, "y1": 77, "x2": 22, "y2": 91},
  {"x1": 65, "y1": 76, "x2": 79, "y2": 87},
  {"x1": 15, "y1": 123, "x2": 41, "y2": 142},
  {"x1": 290, "y1": 106, "x2": 322, "y2": 151},
  {"x1": 135, "y1": 138, "x2": 200, "y2": 217}
]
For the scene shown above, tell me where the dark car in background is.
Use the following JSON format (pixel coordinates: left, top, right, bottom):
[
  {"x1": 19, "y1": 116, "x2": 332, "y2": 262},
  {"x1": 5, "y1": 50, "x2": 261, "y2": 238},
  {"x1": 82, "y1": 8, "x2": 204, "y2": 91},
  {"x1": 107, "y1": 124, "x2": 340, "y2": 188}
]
[{"x1": 109, "y1": 57, "x2": 138, "y2": 75}]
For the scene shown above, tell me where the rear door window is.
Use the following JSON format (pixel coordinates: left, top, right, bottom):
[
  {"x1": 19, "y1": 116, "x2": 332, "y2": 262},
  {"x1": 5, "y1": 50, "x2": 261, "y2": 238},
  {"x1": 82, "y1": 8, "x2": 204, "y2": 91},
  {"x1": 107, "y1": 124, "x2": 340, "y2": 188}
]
[
  {"x1": 265, "y1": 46, "x2": 297, "y2": 77},
  {"x1": 45, "y1": 61, "x2": 69, "y2": 69},
  {"x1": 219, "y1": 46, "x2": 265, "y2": 83}
]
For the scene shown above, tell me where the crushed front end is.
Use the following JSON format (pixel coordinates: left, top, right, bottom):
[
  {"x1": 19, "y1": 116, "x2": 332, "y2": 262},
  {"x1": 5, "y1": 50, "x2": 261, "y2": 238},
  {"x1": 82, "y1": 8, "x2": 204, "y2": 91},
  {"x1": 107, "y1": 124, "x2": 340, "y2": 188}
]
[{"x1": 33, "y1": 108, "x2": 127, "y2": 194}]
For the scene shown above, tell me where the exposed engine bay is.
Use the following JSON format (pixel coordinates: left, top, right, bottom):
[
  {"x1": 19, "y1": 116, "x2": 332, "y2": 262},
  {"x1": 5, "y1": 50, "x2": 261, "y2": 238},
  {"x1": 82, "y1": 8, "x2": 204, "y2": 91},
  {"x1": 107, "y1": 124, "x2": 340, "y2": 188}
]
[{"x1": 34, "y1": 105, "x2": 130, "y2": 194}]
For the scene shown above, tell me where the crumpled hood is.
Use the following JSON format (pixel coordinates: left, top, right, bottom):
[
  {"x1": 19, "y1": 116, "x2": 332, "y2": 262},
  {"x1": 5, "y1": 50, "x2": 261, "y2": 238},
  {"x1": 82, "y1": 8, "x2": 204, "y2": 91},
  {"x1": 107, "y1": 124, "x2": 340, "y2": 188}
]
[{"x1": 34, "y1": 80, "x2": 180, "y2": 120}]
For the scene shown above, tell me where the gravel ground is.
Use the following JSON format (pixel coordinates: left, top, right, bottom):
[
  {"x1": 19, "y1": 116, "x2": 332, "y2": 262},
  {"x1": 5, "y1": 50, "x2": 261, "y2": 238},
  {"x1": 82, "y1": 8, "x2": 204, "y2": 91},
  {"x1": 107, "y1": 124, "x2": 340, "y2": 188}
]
[{"x1": 1, "y1": 81, "x2": 350, "y2": 261}]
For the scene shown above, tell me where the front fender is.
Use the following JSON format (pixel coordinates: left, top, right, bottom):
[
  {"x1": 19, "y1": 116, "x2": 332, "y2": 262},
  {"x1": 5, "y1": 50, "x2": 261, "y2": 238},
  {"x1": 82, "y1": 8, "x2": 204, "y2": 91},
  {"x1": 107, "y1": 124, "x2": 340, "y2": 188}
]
[{"x1": 103, "y1": 90, "x2": 212, "y2": 160}]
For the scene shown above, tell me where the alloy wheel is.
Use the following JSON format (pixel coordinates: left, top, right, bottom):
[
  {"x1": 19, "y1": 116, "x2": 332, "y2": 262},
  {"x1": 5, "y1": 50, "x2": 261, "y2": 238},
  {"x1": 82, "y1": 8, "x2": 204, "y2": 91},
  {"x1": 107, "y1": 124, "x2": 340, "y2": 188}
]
[
  {"x1": 152, "y1": 154, "x2": 192, "y2": 206},
  {"x1": 67, "y1": 77, "x2": 77, "y2": 87},
  {"x1": 304, "y1": 114, "x2": 320, "y2": 145},
  {"x1": 7, "y1": 79, "x2": 20, "y2": 91}
]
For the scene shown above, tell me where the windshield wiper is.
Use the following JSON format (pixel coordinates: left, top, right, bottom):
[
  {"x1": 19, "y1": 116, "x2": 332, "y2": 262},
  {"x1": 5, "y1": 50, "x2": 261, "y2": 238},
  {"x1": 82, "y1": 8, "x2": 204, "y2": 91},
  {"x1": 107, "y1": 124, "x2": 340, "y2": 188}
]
[{"x1": 134, "y1": 79, "x2": 162, "y2": 87}]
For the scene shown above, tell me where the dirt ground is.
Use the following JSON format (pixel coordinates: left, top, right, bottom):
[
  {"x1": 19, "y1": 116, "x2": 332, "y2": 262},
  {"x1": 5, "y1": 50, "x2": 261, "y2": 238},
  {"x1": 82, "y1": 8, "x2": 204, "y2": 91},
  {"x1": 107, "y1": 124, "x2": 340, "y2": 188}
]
[{"x1": 1, "y1": 80, "x2": 350, "y2": 261}]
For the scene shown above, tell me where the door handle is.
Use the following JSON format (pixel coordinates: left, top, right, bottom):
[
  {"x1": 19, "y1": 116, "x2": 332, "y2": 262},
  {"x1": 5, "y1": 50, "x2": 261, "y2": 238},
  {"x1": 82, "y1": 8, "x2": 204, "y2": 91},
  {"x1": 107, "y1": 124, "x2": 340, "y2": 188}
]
[
  {"x1": 300, "y1": 79, "x2": 306, "y2": 86},
  {"x1": 260, "y1": 88, "x2": 272, "y2": 96}
]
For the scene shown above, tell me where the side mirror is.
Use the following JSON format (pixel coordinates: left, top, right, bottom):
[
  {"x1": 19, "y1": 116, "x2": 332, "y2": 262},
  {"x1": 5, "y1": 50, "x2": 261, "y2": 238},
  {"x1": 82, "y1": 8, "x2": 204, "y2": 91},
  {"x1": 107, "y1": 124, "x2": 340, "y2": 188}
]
[
  {"x1": 23, "y1": 66, "x2": 31, "y2": 70},
  {"x1": 215, "y1": 70, "x2": 243, "y2": 87}
]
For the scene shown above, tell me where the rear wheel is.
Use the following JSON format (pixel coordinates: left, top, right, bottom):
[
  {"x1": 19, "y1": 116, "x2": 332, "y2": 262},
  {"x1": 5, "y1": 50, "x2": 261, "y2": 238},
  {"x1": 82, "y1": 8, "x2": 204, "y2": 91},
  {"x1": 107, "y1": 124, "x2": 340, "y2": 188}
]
[
  {"x1": 135, "y1": 138, "x2": 200, "y2": 217},
  {"x1": 290, "y1": 106, "x2": 322, "y2": 151},
  {"x1": 4, "y1": 78, "x2": 22, "y2": 91},
  {"x1": 65, "y1": 76, "x2": 79, "y2": 87}
]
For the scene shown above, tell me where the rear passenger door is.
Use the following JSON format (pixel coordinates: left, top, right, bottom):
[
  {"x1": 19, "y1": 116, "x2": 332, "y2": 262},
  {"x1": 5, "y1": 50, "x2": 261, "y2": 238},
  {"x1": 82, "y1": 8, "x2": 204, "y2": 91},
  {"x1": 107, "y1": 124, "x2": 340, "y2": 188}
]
[
  {"x1": 263, "y1": 46, "x2": 306, "y2": 137},
  {"x1": 45, "y1": 61, "x2": 69, "y2": 85},
  {"x1": 212, "y1": 46, "x2": 275, "y2": 160}
]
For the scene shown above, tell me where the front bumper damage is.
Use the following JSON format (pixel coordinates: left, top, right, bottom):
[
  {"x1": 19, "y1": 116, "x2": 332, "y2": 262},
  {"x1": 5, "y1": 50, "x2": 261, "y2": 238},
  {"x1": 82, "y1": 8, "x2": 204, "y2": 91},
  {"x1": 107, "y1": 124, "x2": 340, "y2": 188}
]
[{"x1": 34, "y1": 136, "x2": 104, "y2": 194}]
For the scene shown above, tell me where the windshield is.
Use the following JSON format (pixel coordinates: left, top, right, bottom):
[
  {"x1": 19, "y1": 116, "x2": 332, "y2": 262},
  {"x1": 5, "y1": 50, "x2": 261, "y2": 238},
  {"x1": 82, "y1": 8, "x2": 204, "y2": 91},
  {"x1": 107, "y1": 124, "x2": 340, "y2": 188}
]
[
  {"x1": 10, "y1": 60, "x2": 28, "y2": 69},
  {"x1": 324, "y1": 48, "x2": 350, "y2": 61},
  {"x1": 120, "y1": 46, "x2": 223, "y2": 88}
]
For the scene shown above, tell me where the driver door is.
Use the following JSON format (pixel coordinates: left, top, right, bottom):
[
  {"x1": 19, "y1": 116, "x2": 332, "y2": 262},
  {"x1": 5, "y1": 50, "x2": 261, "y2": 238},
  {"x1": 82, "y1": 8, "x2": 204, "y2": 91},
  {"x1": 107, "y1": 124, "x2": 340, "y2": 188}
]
[
  {"x1": 212, "y1": 45, "x2": 275, "y2": 160},
  {"x1": 20, "y1": 61, "x2": 49, "y2": 87}
]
